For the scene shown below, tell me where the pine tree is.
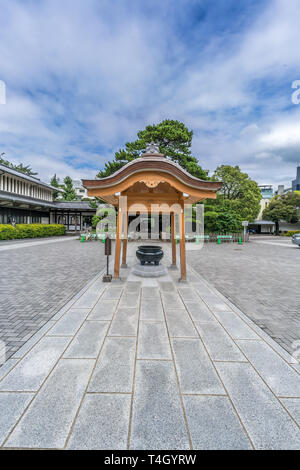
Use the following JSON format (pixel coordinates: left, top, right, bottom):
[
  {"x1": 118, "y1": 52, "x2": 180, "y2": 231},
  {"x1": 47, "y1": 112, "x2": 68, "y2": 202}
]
[
  {"x1": 0, "y1": 152, "x2": 37, "y2": 176},
  {"x1": 50, "y1": 174, "x2": 61, "y2": 201},
  {"x1": 62, "y1": 176, "x2": 76, "y2": 201},
  {"x1": 97, "y1": 120, "x2": 209, "y2": 179}
]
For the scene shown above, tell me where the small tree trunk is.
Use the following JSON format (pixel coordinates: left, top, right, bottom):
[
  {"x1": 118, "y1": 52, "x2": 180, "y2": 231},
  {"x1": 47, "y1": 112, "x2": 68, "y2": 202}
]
[{"x1": 275, "y1": 220, "x2": 279, "y2": 235}]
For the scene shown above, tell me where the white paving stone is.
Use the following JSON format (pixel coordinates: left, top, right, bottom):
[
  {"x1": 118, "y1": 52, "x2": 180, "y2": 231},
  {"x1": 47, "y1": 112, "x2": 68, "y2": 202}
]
[
  {"x1": 216, "y1": 362, "x2": 300, "y2": 449},
  {"x1": 214, "y1": 311, "x2": 259, "y2": 340},
  {"x1": 63, "y1": 321, "x2": 109, "y2": 359},
  {"x1": 184, "y1": 395, "x2": 252, "y2": 449},
  {"x1": 237, "y1": 340, "x2": 300, "y2": 397},
  {"x1": 88, "y1": 336, "x2": 136, "y2": 393},
  {"x1": 87, "y1": 299, "x2": 118, "y2": 321},
  {"x1": 140, "y1": 297, "x2": 164, "y2": 321},
  {"x1": 138, "y1": 321, "x2": 171, "y2": 360},
  {"x1": 0, "y1": 359, "x2": 19, "y2": 381},
  {"x1": 196, "y1": 322, "x2": 246, "y2": 361},
  {"x1": 165, "y1": 308, "x2": 198, "y2": 337},
  {"x1": 185, "y1": 300, "x2": 216, "y2": 322},
  {"x1": 130, "y1": 360, "x2": 190, "y2": 450},
  {"x1": 67, "y1": 394, "x2": 131, "y2": 450},
  {"x1": 172, "y1": 338, "x2": 225, "y2": 394},
  {"x1": 4, "y1": 359, "x2": 94, "y2": 449},
  {"x1": 72, "y1": 283, "x2": 105, "y2": 309},
  {"x1": 0, "y1": 393, "x2": 34, "y2": 445},
  {"x1": 2, "y1": 249, "x2": 300, "y2": 450},
  {"x1": 47, "y1": 309, "x2": 90, "y2": 336},
  {"x1": 280, "y1": 398, "x2": 300, "y2": 426},
  {"x1": 0, "y1": 336, "x2": 71, "y2": 392},
  {"x1": 109, "y1": 307, "x2": 139, "y2": 336}
]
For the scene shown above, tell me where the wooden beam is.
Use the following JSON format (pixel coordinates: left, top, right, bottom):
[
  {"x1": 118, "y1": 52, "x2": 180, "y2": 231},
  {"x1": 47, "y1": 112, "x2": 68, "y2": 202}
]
[
  {"x1": 114, "y1": 206, "x2": 122, "y2": 278},
  {"x1": 179, "y1": 204, "x2": 186, "y2": 281},
  {"x1": 121, "y1": 211, "x2": 128, "y2": 268},
  {"x1": 171, "y1": 211, "x2": 177, "y2": 269}
]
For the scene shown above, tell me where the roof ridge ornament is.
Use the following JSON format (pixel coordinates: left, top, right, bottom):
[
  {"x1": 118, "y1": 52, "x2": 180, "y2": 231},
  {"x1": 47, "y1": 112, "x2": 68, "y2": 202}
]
[
  {"x1": 145, "y1": 141, "x2": 160, "y2": 154},
  {"x1": 142, "y1": 141, "x2": 165, "y2": 158}
]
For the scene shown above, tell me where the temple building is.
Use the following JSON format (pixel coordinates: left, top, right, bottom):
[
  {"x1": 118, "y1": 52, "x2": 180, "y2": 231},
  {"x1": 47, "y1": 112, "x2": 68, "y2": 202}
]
[
  {"x1": 0, "y1": 163, "x2": 95, "y2": 230},
  {"x1": 83, "y1": 143, "x2": 221, "y2": 280}
]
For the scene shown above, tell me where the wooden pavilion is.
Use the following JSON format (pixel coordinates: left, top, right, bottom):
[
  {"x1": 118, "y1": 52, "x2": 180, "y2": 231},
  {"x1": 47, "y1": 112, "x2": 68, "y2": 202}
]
[{"x1": 82, "y1": 143, "x2": 222, "y2": 281}]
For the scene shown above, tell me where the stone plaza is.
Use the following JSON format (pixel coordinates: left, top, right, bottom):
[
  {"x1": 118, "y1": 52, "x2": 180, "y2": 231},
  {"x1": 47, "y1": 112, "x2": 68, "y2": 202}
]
[{"x1": 0, "y1": 238, "x2": 299, "y2": 449}]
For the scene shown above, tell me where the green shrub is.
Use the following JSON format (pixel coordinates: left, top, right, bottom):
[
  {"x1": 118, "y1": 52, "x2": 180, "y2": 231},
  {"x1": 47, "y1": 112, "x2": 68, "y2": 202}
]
[
  {"x1": 284, "y1": 230, "x2": 300, "y2": 237},
  {"x1": 0, "y1": 224, "x2": 17, "y2": 240},
  {"x1": 0, "y1": 224, "x2": 66, "y2": 240}
]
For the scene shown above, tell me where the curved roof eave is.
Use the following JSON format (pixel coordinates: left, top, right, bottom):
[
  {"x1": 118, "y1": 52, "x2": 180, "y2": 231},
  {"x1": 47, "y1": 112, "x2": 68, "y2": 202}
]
[{"x1": 83, "y1": 157, "x2": 222, "y2": 192}]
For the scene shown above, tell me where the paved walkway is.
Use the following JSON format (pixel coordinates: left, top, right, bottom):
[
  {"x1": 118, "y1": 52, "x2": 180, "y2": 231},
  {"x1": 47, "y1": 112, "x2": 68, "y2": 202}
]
[
  {"x1": 0, "y1": 244, "x2": 299, "y2": 449},
  {"x1": 0, "y1": 236, "x2": 77, "y2": 252},
  {"x1": 252, "y1": 240, "x2": 298, "y2": 248},
  {"x1": 188, "y1": 238, "x2": 300, "y2": 355},
  {"x1": 0, "y1": 237, "x2": 106, "y2": 359}
]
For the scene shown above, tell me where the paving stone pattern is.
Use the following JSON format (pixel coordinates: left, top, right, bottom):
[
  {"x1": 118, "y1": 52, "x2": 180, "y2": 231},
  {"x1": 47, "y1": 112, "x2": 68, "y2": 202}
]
[
  {"x1": 188, "y1": 238, "x2": 300, "y2": 355},
  {"x1": 0, "y1": 238, "x2": 106, "y2": 359},
  {"x1": 0, "y1": 243, "x2": 299, "y2": 449}
]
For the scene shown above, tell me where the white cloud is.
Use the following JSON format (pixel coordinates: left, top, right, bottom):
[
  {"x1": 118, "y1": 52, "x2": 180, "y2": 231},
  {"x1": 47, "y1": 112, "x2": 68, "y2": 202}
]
[{"x1": 0, "y1": 0, "x2": 299, "y2": 188}]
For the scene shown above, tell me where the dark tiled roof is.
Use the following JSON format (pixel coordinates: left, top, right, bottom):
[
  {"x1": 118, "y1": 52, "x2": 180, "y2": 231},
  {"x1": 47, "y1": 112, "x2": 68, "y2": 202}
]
[{"x1": 53, "y1": 201, "x2": 96, "y2": 211}]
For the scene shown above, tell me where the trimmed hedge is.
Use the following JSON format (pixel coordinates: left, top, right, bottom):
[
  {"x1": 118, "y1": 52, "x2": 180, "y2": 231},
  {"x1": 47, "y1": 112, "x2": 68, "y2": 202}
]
[
  {"x1": 284, "y1": 230, "x2": 300, "y2": 237},
  {"x1": 0, "y1": 224, "x2": 66, "y2": 240}
]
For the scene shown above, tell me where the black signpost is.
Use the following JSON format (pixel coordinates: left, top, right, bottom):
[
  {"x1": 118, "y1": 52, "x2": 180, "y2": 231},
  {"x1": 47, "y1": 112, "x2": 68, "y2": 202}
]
[{"x1": 102, "y1": 236, "x2": 112, "y2": 282}]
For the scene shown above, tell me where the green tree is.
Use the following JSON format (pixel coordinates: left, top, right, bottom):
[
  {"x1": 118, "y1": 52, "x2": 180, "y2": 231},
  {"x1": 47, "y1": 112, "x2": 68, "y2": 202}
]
[
  {"x1": 211, "y1": 165, "x2": 262, "y2": 222},
  {"x1": 62, "y1": 176, "x2": 76, "y2": 201},
  {"x1": 88, "y1": 197, "x2": 104, "y2": 208},
  {"x1": 204, "y1": 202, "x2": 243, "y2": 233},
  {"x1": 0, "y1": 152, "x2": 37, "y2": 176},
  {"x1": 97, "y1": 120, "x2": 209, "y2": 179},
  {"x1": 262, "y1": 193, "x2": 300, "y2": 235},
  {"x1": 203, "y1": 165, "x2": 261, "y2": 233},
  {"x1": 50, "y1": 174, "x2": 61, "y2": 201}
]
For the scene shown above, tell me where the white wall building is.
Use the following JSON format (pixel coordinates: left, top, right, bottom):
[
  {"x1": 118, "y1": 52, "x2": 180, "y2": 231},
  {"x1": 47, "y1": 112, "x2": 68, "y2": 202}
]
[
  {"x1": 72, "y1": 180, "x2": 94, "y2": 200},
  {"x1": 0, "y1": 163, "x2": 96, "y2": 230}
]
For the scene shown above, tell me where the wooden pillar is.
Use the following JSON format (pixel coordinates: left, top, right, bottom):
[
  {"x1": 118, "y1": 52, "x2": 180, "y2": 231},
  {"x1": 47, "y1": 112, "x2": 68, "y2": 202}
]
[
  {"x1": 121, "y1": 211, "x2": 128, "y2": 268},
  {"x1": 179, "y1": 204, "x2": 186, "y2": 281},
  {"x1": 170, "y1": 211, "x2": 177, "y2": 269},
  {"x1": 114, "y1": 206, "x2": 122, "y2": 278}
]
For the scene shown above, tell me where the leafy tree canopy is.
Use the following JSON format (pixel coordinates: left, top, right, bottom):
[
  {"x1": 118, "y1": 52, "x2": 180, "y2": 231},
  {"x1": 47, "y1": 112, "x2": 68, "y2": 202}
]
[
  {"x1": 210, "y1": 165, "x2": 262, "y2": 222},
  {"x1": 203, "y1": 165, "x2": 261, "y2": 232},
  {"x1": 97, "y1": 120, "x2": 209, "y2": 179},
  {"x1": 262, "y1": 192, "x2": 300, "y2": 234},
  {"x1": 0, "y1": 152, "x2": 37, "y2": 176},
  {"x1": 88, "y1": 197, "x2": 104, "y2": 209}
]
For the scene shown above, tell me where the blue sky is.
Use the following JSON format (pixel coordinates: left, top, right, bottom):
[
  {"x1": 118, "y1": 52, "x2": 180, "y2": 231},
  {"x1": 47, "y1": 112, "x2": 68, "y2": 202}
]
[{"x1": 0, "y1": 0, "x2": 300, "y2": 187}]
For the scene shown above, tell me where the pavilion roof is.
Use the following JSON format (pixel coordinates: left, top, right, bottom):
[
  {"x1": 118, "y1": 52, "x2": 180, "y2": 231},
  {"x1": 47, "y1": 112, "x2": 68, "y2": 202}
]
[{"x1": 82, "y1": 152, "x2": 222, "y2": 193}]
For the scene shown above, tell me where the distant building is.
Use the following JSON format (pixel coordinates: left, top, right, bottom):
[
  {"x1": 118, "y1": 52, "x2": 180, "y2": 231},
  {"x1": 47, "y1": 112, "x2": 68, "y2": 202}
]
[
  {"x1": 248, "y1": 185, "x2": 275, "y2": 233},
  {"x1": 257, "y1": 185, "x2": 273, "y2": 220},
  {"x1": 249, "y1": 177, "x2": 300, "y2": 234},
  {"x1": 0, "y1": 163, "x2": 95, "y2": 231},
  {"x1": 72, "y1": 180, "x2": 92, "y2": 199},
  {"x1": 292, "y1": 166, "x2": 300, "y2": 192},
  {"x1": 259, "y1": 185, "x2": 273, "y2": 199},
  {"x1": 275, "y1": 185, "x2": 291, "y2": 196}
]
